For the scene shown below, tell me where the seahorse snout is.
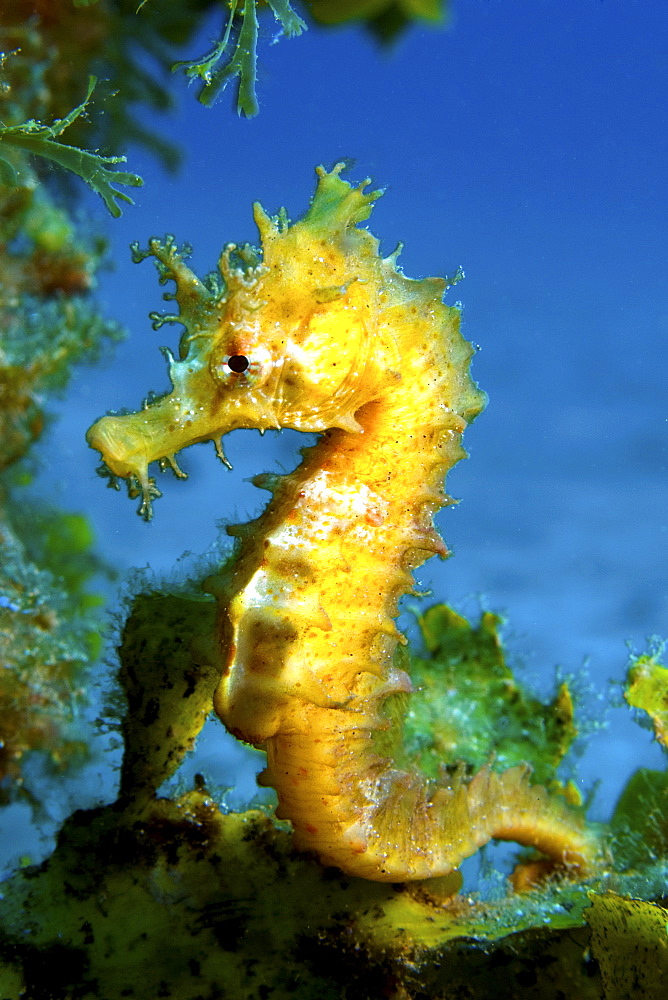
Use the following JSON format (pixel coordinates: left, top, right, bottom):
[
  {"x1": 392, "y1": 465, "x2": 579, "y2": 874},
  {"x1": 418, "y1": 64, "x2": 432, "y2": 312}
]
[{"x1": 86, "y1": 414, "x2": 145, "y2": 480}]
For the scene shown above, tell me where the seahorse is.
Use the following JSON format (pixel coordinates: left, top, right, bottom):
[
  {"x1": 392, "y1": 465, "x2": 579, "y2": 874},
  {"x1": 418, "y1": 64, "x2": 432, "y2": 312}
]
[{"x1": 87, "y1": 164, "x2": 598, "y2": 881}]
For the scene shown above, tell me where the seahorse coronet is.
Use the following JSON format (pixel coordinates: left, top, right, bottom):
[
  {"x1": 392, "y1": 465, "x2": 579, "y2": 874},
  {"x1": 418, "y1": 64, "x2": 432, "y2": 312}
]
[{"x1": 87, "y1": 163, "x2": 599, "y2": 881}]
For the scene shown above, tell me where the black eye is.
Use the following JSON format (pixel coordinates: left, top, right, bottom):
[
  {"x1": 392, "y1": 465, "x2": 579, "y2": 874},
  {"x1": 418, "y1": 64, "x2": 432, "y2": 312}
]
[{"x1": 228, "y1": 354, "x2": 249, "y2": 373}]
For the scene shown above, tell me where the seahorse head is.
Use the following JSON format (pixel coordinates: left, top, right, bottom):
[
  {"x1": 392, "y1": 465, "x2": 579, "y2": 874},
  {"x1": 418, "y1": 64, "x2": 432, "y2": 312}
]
[{"x1": 86, "y1": 164, "x2": 465, "y2": 518}]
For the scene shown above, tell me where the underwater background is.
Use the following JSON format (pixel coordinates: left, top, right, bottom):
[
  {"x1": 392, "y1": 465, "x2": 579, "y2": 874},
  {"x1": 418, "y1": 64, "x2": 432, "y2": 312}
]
[{"x1": 4, "y1": 0, "x2": 666, "y2": 870}]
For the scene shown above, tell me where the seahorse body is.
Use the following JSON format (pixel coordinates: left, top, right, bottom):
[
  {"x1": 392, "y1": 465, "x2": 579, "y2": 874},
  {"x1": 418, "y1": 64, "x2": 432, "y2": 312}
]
[{"x1": 87, "y1": 165, "x2": 598, "y2": 881}]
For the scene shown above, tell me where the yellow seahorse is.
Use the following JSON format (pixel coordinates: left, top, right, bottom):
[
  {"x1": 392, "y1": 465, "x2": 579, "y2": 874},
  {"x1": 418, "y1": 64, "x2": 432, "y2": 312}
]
[{"x1": 87, "y1": 164, "x2": 598, "y2": 881}]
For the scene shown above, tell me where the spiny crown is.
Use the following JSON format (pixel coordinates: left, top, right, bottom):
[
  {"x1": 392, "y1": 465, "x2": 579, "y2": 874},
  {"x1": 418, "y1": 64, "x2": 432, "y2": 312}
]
[{"x1": 132, "y1": 163, "x2": 394, "y2": 430}]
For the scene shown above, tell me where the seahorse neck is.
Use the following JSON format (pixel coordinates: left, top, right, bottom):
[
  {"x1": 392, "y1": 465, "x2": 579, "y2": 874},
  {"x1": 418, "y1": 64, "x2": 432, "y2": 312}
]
[{"x1": 308, "y1": 373, "x2": 462, "y2": 571}]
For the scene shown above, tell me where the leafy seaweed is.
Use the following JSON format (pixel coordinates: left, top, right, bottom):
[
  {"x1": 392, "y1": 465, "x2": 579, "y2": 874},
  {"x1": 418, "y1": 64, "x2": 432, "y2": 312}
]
[
  {"x1": 173, "y1": 0, "x2": 306, "y2": 117},
  {"x1": 389, "y1": 605, "x2": 579, "y2": 785},
  {"x1": 610, "y1": 767, "x2": 668, "y2": 867},
  {"x1": 0, "y1": 77, "x2": 143, "y2": 217},
  {"x1": 585, "y1": 892, "x2": 668, "y2": 1000},
  {"x1": 625, "y1": 645, "x2": 668, "y2": 749}
]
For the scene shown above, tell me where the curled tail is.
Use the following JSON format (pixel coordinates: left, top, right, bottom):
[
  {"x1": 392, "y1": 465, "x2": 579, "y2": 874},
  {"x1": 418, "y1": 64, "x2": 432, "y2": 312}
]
[{"x1": 258, "y1": 696, "x2": 596, "y2": 882}]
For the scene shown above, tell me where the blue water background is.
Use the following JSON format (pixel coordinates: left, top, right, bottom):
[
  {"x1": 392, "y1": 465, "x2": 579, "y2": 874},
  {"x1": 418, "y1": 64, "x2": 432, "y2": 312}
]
[{"x1": 5, "y1": 0, "x2": 666, "y2": 871}]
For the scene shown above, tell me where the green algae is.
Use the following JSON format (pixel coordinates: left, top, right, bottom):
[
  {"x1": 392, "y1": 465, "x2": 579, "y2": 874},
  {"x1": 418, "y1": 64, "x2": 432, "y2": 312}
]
[
  {"x1": 174, "y1": 0, "x2": 448, "y2": 117},
  {"x1": 610, "y1": 768, "x2": 668, "y2": 868},
  {"x1": 625, "y1": 649, "x2": 668, "y2": 750},
  {"x1": 116, "y1": 590, "x2": 219, "y2": 801},
  {"x1": 0, "y1": 5, "x2": 125, "y2": 804},
  {"x1": 585, "y1": 892, "x2": 668, "y2": 1000},
  {"x1": 0, "y1": 77, "x2": 143, "y2": 217},
  {"x1": 0, "y1": 513, "x2": 92, "y2": 801},
  {"x1": 383, "y1": 605, "x2": 578, "y2": 788},
  {"x1": 0, "y1": 791, "x2": 605, "y2": 1000}
]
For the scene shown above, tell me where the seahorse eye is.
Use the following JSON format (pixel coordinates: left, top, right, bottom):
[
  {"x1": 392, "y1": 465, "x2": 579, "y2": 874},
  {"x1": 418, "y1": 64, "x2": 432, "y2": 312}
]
[
  {"x1": 210, "y1": 348, "x2": 266, "y2": 387},
  {"x1": 228, "y1": 354, "x2": 250, "y2": 373}
]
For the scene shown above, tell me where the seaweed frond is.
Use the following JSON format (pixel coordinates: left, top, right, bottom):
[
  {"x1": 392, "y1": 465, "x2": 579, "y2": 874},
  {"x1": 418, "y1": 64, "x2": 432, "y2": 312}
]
[
  {"x1": 173, "y1": 0, "x2": 306, "y2": 118},
  {"x1": 0, "y1": 76, "x2": 143, "y2": 217}
]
